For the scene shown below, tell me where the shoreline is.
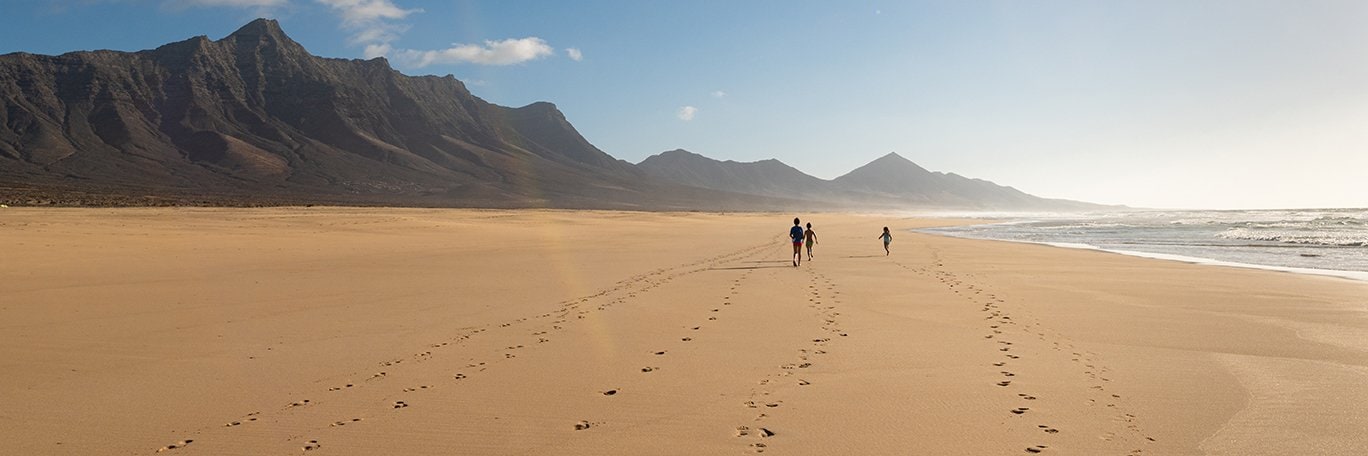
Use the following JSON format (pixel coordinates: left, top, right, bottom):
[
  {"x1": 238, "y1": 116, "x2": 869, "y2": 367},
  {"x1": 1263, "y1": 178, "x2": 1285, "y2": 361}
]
[{"x1": 919, "y1": 230, "x2": 1368, "y2": 283}]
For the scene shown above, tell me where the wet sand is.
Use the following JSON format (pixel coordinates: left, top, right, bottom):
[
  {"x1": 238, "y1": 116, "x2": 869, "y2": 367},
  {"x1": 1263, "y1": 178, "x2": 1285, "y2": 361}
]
[{"x1": 2, "y1": 207, "x2": 1366, "y2": 455}]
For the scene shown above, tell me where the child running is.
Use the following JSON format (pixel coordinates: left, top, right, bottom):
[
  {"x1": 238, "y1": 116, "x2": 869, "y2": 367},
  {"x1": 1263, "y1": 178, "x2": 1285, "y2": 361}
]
[
  {"x1": 789, "y1": 218, "x2": 805, "y2": 266},
  {"x1": 878, "y1": 226, "x2": 892, "y2": 255},
  {"x1": 804, "y1": 222, "x2": 818, "y2": 260}
]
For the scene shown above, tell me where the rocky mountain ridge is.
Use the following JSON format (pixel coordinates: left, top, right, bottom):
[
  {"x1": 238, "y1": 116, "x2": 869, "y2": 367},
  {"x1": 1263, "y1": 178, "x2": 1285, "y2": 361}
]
[{"x1": 1, "y1": 19, "x2": 1101, "y2": 211}]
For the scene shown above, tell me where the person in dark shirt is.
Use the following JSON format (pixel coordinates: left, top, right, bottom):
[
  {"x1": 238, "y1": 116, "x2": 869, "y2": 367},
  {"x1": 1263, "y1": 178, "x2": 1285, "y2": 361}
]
[{"x1": 789, "y1": 218, "x2": 805, "y2": 266}]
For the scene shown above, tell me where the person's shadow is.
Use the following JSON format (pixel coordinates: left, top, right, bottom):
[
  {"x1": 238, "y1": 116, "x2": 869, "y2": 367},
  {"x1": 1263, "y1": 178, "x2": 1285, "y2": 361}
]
[{"x1": 709, "y1": 265, "x2": 796, "y2": 270}]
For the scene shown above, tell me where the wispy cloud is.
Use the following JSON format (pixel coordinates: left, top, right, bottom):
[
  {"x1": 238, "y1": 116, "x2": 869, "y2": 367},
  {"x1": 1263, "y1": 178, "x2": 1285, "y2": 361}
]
[
  {"x1": 392, "y1": 38, "x2": 554, "y2": 68},
  {"x1": 316, "y1": 0, "x2": 419, "y2": 56},
  {"x1": 312, "y1": 0, "x2": 559, "y2": 69},
  {"x1": 164, "y1": 0, "x2": 288, "y2": 8},
  {"x1": 711, "y1": 90, "x2": 726, "y2": 98},
  {"x1": 677, "y1": 106, "x2": 698, "y2": 121},
  {"x1": 566, "y1": 48, "x2": 583, "y2": 61},
  {"x1": 317, "y1": 0, "x2": 417, "y2": 25}
]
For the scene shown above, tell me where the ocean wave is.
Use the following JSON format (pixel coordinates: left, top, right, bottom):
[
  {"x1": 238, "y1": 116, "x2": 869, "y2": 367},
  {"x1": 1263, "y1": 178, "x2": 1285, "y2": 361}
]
[{"x1": 1216, "y1": 227, "x2": 1368, "y2": 247}]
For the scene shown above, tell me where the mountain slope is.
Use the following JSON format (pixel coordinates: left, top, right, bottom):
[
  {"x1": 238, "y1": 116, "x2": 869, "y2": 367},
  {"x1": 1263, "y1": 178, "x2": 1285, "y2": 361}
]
[
  {"x1": 637, "y1": 149, "x2": 830, "y2": 199},
  {"x1": 0, "y1": 19, "x2": 770, "y2": 209}
]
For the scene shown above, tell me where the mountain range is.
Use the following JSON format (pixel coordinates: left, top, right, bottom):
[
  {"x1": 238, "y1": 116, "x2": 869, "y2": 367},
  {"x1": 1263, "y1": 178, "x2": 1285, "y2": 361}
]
[{"x1": 0, "y1": 19, "x2": 1102, "y2": 211}]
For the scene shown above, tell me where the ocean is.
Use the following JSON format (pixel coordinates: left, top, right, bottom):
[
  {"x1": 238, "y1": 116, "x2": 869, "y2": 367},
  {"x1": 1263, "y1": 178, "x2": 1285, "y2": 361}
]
[{"x1": 918, "y1": 208, "x2": 1368, "y2": 281}]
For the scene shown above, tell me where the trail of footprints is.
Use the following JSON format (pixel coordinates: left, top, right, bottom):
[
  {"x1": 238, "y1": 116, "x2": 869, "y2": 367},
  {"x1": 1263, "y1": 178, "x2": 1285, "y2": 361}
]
[
  {"x1": 733, "y1": 267, "x2": 847, "y2": 453},
  {"x1": 898, "y1": 249, "x2": 1154, "y2": 453},
  {"x1": 150, "y1": 242, "x2": 778, "y2": 453}
]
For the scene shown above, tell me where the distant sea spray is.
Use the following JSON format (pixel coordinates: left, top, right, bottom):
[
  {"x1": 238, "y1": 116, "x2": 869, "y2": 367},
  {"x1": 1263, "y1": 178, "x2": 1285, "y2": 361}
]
[{"x1": 919, "y1": 209, "x2": 1368, "y2": 281}]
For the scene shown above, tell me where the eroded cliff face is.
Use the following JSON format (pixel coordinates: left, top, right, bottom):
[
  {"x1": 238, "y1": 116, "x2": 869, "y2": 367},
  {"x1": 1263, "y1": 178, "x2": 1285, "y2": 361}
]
[{"x1": 0, "y1": 19, "x2": 665, "y2": 208}]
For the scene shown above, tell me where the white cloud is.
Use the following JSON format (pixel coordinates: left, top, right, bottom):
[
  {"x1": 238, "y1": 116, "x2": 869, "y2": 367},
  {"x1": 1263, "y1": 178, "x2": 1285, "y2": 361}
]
[
  {"x1": 711, "y1": 90, "x2": 726, "y2": 98},
  {"x1": 170, "y1": 0, "x2": 287, "y2": 6},
  {"x1": 310, "y1": 0, "x2": 558, "y2": 69},
  {"x1": 566, "y1": 48, "x2": 583, "y2": 61},
  {"x1": 316, "y1": 0, "x2": 418, "y2": 25},
  {"x1": 316, "y1": 0, "x2": 421, "y2": 57},
  {"x1": 161, "y1": 0, "x2": 288, "y2": 9},
  {"x1": 362, "y1": 43, "x2": 391, "y2": 59},
  {"x1": 677, "y1": 106, "x2": 698, "y2": 121},
  {"x1": 392, "y1": 37, "x2": 554, "y2": 68}
]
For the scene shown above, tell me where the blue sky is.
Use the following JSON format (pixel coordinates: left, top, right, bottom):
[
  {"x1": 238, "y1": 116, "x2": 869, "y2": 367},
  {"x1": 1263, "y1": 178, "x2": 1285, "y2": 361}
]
[{"x1": 3, "y1": 0, "x2": 1366, "y2": 209}]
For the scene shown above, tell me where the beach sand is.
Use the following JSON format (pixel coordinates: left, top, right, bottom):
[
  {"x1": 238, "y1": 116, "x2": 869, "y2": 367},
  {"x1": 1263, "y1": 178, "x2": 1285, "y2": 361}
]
[{"x1": 2, "y1": 208, "x2": 1367, "y2": 455}]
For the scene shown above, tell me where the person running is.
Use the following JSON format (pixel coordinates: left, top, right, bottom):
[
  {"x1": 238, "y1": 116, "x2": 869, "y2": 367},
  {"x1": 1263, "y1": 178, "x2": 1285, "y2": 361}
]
[
  {"x1": 804, "y1": 222, "x2": 818, "y2": 261},
  {"x1": 789, "y1": 218, "x2": 805, "y2": 266},
  {"x1": 878, "y1": 226, "x2": 892, "y2": 255}
]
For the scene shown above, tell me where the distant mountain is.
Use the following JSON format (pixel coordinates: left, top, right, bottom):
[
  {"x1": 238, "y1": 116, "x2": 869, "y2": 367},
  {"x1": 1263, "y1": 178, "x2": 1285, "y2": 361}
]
[
  {"x1": 638, "y1": 149, "x2": 829, "y2": 199},
  {"x1": 830, "y1": 152, "x2": 1049, "y2": 208},
  {"x1": 0, "y1": 19, "x2": 787, "y2": 209},
  {"x1": 639, "y1": 150, "x2": 1104, "y2": 210}
]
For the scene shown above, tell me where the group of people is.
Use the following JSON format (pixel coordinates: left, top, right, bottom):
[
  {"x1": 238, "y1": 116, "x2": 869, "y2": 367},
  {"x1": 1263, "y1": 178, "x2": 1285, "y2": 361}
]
[{"x1": 788, "y1": 218, "x2": 893, "y2": 267}]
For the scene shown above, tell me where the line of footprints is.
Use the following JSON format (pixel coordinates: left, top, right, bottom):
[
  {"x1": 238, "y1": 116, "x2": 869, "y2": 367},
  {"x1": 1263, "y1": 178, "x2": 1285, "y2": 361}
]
[
  {"x1": 734, "y1": 267, "x2": 846, "y2": 453},
  {"x1": 154, "y1": 242, "x2": 777, "y2": 454},
  {"x1": 905, "y1": 249, "x2": 1153, "y2": 454}
]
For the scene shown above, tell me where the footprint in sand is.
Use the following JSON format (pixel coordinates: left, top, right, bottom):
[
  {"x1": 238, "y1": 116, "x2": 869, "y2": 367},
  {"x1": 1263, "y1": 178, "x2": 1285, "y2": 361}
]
[
  {"x1": 574, "y1": 420, "x2": 592, "y2": 430},
  {"x1": 288, "y1": 399, "x2": 312, "y2": 408},
  {"x1": 1011, "y1": 407, "x2": 1030, "y2": 415},
  {"x1": 393, "y1": 401, "x2": 409, "y2": 409},
  {"x1": 156, "y1": 440, "x2": 193, "y2": 452},
  {"x1": 1026, "y1": 444, "x2": 1049, "y2": 453},
  {"x1": 997, "y1": 380, "x2": 1012, "y2": 387},
  {"x1": 602, "y1": 389, "x2": 618, "y2": 396},
  {"x1": 641, "y1": 367, "x2": 657, "y2": 373},
  {"x1": 331, "y1": 418, "x2": 364, "y2": 427},
  {"x1": 303, "y1": 440, "x2": 321, "y2": 451},
  {"x1": 1038, "y1": 425, "x2": 1059, "y2": 434},
  {"x1": 1018, "y1": 393, "x2": 1037, "y2": 400}
]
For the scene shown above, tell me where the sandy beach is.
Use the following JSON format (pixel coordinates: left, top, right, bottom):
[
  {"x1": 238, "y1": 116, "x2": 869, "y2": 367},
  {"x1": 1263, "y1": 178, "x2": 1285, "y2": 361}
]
[{"x1": 3, "y1": 207, "x2": 1367, "y2": 455}]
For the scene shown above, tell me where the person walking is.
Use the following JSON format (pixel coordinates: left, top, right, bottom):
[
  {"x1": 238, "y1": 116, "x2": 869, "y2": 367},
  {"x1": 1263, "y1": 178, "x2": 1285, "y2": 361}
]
[
  {"x1": 878, "y1": 227, "x2": 892, "y2": 255},
  {"x1": 804, "y1": 222, "x2": 818, "y2": 261},
  {"x1": 789, "y1": 218, "x2": 805, "y2": 266}
]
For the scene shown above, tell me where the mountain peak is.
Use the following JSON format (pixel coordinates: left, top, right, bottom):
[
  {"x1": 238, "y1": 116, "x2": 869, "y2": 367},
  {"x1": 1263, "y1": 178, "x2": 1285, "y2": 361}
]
[
  {"x1": 221, "y1": 18, "x2": 306, "y2": 54},
  {"x1": 660, "y1": 148, "x2": 698, "y2": 157},
  {"x1": 229, "y1": 18, "x2": 286, "y2": 38},
  {"x1": 875, "y1": 151, "x2": 909, "y2": 162},
  {"x1": 515, "y1": 101, "x2": 564, "y2": 118}
]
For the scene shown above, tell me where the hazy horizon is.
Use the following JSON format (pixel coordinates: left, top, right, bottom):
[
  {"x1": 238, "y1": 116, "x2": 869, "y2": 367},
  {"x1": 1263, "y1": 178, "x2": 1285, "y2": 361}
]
[{"x1": 4, "y1": 1, "x2": 1366, "y2": 210}]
